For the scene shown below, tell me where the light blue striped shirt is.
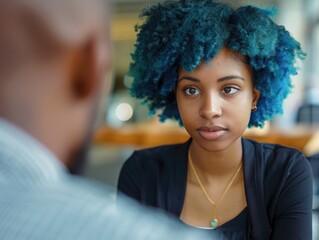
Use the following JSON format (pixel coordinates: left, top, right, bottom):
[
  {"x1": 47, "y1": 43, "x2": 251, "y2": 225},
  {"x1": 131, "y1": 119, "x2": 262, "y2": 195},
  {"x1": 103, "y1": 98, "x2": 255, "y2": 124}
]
[{"x1": 0, "y1": 119, "x2": 210, "y2": 240}]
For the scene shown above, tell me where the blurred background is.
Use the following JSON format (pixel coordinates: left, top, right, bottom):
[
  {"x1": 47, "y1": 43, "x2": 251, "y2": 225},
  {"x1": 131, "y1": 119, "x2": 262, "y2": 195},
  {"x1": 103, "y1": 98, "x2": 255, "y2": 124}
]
[{"x1": 85, "y1": 0, "x2": 319, "y2": 237}]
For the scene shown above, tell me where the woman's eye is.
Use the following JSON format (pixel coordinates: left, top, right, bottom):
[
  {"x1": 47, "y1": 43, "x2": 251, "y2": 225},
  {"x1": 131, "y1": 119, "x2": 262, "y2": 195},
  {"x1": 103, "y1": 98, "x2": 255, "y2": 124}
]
[
  {"x1": 184, "y1": 87, "x2": 200, "y2": 96},
  {"x1": 221, "y1": 87, "x2": 239, "y2": 95}
]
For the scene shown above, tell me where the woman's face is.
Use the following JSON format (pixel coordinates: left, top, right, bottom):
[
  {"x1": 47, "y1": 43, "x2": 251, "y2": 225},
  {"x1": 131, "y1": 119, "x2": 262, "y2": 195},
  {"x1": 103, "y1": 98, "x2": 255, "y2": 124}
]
[{"x1": 176, "y1": 48, "x2": 260, "y2": 152}]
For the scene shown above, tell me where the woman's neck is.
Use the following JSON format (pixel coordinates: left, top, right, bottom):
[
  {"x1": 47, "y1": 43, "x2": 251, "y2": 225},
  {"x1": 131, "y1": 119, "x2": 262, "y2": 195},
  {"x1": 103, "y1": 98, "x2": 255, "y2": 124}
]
[{"x1": 189, "y1": 138, "x2": 243, "y2": 179}]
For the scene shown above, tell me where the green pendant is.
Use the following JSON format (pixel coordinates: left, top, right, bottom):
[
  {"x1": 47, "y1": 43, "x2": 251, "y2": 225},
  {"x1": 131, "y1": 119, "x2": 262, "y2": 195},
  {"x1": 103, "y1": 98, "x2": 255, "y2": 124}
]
[{"x1": 210, "y1": 219, "x2": 218, "y2": 229}]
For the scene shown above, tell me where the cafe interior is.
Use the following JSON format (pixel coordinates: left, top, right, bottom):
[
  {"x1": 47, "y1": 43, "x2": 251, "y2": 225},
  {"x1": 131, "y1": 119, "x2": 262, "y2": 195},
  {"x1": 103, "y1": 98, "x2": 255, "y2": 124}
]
[{"x1": 85, "y1": 0, "x2": 319, "y2": 238}]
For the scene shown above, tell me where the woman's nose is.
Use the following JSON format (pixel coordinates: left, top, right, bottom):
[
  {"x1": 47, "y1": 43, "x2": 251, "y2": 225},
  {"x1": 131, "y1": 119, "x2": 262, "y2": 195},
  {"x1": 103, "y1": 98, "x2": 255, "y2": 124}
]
[{"x1": 199, "y1": 93, "x2": 222, "y2": 120}]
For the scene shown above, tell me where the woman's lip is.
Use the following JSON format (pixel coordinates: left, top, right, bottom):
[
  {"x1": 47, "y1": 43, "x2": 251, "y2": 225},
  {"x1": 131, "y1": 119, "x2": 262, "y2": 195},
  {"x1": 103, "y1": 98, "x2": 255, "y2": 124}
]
[
  {"x1": 197, "y1": 126, "x2": 227, "y2": 132},
  {"x1": 197, "y1": 126, "x2": 227, "y2": 140}
]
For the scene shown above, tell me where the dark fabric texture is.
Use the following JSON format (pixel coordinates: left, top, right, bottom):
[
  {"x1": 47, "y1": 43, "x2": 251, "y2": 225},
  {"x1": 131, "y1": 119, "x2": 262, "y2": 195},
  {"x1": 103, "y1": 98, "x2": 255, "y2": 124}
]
[
  {"x1": 118, "y1": 138, "x2": 313, "y2": 240},
  {"x1": 199, "y1": 207, "x2": 249, "y2": 240}
]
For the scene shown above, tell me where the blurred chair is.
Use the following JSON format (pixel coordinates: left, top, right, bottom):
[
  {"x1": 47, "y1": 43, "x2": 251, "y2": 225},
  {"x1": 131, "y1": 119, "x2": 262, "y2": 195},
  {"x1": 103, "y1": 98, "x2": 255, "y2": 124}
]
[
  {"x1": 296, "y1": 104, "x2": 319, "y2": 125},
  {"x1": 296, "y1": 86, "x2": 319, "y2": 126},
  {"x1": 308, "y1": 153, "x2": 319, "y2": 210}
]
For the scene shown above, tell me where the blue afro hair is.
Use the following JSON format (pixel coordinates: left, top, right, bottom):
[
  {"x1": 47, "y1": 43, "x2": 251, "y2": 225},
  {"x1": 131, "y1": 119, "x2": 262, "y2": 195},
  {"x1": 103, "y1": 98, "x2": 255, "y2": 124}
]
[{"x1": 129, "y1": 0, "x2": 305, "y2": 128}]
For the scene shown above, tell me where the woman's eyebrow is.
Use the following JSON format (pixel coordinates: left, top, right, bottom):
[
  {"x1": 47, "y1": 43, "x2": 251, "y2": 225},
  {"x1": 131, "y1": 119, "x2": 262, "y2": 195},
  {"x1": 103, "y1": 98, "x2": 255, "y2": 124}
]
[
  {"x1": 178, "y1": 76, "x2": 200, "y2": 82},
  {"x1": 178, "y1": 75, "x2": 245, "y2": 82},
  {"x1": 217, "y1": 75, "x2": 245, "y2": 82}
]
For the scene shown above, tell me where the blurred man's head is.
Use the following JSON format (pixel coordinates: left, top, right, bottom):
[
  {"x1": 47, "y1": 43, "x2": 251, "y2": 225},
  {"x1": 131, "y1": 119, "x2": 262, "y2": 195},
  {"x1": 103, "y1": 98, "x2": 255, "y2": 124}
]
[{"x1": 0, "y1": 0, "x2": 112, "y2": 171}]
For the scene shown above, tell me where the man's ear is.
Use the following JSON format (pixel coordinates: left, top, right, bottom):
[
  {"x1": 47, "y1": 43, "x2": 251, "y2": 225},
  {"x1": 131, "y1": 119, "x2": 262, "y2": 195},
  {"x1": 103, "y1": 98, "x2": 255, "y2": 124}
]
[{"x1": 69, "y1": 39, "x2": 99, "y2": 100}]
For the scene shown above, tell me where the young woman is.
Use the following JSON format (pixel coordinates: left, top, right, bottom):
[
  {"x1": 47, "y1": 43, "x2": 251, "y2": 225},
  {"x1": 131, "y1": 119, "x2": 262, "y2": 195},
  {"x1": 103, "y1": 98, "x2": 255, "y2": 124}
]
[{"x1": 117, "y1": 1, "x2": 313, "y2": 239}]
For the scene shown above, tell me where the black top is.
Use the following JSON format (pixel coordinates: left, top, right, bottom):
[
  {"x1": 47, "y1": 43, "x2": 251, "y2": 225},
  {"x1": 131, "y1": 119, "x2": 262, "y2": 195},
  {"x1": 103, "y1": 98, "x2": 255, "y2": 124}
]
[
  {"x1": 118, "y1": 138, "x2": 313, "y2": 240},
  {"x1": 184, "y1": 207, "x2": 249, "y2": 240},
  {"x1": 214, "y1": 207, "x2": 248, "y2": 240}
]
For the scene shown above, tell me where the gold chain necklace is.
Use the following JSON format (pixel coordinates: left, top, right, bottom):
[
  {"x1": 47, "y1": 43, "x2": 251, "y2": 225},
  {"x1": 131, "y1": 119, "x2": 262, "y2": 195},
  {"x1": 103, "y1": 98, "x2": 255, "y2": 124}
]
[{"x1": 188, "y1": 151, "x2": 242, "y2": 229}]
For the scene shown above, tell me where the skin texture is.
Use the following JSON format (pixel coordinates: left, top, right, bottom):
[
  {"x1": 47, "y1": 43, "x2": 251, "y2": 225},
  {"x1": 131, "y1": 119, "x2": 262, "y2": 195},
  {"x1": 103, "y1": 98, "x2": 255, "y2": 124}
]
[
  {"x1": 177, "y1": 48, "x2": 260, "y2": 227},
  {"x1": 0, "y1": 0, "x2": 111, "y2": 170}
]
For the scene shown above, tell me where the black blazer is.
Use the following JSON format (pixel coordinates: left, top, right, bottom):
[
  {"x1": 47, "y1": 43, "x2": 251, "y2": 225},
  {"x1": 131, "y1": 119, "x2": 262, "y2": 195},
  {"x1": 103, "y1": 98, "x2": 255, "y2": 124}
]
[{"x1": 118, "y1": 138, "x2": 313, "y2": 240}]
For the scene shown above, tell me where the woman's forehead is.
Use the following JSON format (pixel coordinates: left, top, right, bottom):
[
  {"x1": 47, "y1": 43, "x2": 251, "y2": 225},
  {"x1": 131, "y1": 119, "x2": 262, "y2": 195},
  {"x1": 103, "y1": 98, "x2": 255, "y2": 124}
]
[{"x1": 178, "y1": 48, "x2": 252, "y2": 77}]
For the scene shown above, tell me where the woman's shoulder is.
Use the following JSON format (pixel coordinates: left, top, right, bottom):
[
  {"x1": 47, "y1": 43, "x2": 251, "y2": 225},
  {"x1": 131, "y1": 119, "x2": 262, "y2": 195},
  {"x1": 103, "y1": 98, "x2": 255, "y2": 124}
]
[
  {"x1": 135, "y1": 141, "x2": 188, "y2": 157},
  {"x1": 123, "y1": 140, "x2": 190, "y2": 170},
  {"x1": 242, "y1": 138, "x2": 311, "y2": 175},
  {"x1": 243, "y1": 138, "x2": 305, "y2": 159}
]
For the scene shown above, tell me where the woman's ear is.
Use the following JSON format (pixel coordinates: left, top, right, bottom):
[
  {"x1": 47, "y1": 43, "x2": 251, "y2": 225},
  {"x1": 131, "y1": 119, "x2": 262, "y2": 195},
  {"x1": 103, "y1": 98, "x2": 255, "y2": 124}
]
[{"x1": 252, "y1": 88, "x2": 260, "y2": 108}]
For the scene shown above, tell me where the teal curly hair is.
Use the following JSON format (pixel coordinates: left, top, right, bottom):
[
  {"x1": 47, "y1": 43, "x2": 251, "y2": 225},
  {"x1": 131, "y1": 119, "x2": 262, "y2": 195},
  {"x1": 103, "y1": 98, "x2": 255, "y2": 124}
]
[{"x1": 129, "y1": 0, "x2": 305, "y2": 127}]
